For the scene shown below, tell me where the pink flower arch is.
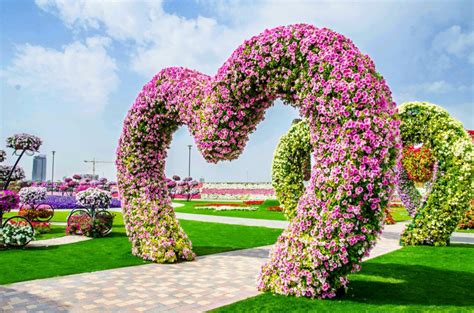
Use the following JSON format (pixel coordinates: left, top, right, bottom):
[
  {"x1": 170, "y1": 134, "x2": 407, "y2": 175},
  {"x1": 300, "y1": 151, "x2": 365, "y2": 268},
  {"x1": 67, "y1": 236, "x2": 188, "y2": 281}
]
[{"x1": 117, "y1": 24, "x2": 400, "y2": 298}]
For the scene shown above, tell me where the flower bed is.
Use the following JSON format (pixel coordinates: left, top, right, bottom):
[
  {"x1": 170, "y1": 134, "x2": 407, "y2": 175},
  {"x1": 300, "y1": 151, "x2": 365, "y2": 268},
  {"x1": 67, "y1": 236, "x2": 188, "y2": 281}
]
[
  {"x1": 267, "y1": 205, "x2": 283, "y2": 212},
  {"x1": 195, "y1": 205, "x2": 257, "y2": 211},
  {"x1": 30, "y1": 221, "x2": 51, "y2": 234},
  {"x1": 193, "y1": 202, "x2": 261, "y2": 211},
  {"x1": 18, "y1": 204, "x2": 54, "y2": 220},
  {"x1": 200, "y1": 182, "x2": 275, "y2": 200},
  {"x1": 244, "y1": 200, "x2": 264, "y2": 205},
  {"x1": 32, "y1": 195, "x2": 121, "y2": 209}
]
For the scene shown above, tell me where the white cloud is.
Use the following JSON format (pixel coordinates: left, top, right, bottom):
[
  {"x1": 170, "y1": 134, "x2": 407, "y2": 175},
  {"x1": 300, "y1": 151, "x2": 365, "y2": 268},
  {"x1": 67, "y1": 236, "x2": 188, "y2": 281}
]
[
  {"x1": 2, "y1": 36, "x2": 118, "y2": 114},
  {"x1": 402, "y1": 80, "x2": 472, "y2": 95},
  {"x1": 35, "y1": 0, "x2": 469, "y2": 81},
  {"x1": 34, "y1": 0, "x2": 432, "y2": 78},
  {"x1": 36, "y1": 0, "x2": 164, "y2": 43},
  {"x1": 433, "y1": 25, "x2": 474, "y2": 56},
  {"x1": 432, "y1": 25, "x2": 474, "y2": 64},
  {"x1": 36, "y1": 0, "x2": 236, "y2": 76}
]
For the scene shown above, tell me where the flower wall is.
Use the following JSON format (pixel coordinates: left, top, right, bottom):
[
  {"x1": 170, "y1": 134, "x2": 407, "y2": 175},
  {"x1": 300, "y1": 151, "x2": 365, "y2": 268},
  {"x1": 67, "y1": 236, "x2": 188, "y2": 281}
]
[
  {"x1": 116, "y1": 24, "x2": 399, "y2": 298},
  {"x1": 399, "y1": 102, "x2": 473, "y2": 246}
]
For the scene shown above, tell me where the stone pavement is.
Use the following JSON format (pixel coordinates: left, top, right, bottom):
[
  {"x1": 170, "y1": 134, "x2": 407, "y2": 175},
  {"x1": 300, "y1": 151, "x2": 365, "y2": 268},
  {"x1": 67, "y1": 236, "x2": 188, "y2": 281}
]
[
  {"x1": 28, "y1": 235, "x2": 91, "y2": 248},
  {"x1": 176, "y1": 212, "x2": 289, "y2": 229},
  {"x1": 1, "y1": 221, "x2": 418, "y2": 313}
]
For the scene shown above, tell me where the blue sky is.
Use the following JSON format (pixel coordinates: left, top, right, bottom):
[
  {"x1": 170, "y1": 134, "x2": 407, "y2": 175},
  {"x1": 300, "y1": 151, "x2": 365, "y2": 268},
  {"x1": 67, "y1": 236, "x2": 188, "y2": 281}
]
[{"x1": 1, "y1": 0, "x2": 473, "y2": 182}]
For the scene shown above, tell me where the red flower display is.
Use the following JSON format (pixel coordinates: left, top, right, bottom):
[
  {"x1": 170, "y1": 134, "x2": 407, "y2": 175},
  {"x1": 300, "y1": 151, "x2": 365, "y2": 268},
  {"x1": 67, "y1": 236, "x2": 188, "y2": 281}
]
[{"x1": 401, "y1": 145, "x2": 435, "y2": 183}]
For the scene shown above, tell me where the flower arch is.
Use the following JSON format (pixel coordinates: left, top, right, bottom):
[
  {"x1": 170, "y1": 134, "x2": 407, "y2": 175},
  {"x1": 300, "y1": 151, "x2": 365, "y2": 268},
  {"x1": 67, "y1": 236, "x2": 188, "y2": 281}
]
[
  {"x1": 271, "y1": 119, "x2": 311, "y2": 219},
  {"x1": 399, "y1": 102, "x2": 473, "y2": 246},
  {"x1": 117, "y1": 24, "x2": 399, "y2": 298}
]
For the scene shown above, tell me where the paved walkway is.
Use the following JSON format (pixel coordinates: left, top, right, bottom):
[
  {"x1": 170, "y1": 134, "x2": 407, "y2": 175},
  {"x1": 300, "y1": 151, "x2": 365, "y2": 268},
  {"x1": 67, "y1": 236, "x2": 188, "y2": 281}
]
[
  {"x1": 1, "y1": 222, "x2": 422, "y2": 313},
  {"x1": 176, "y1": 212, "x2": 289, "y2": 229},
  {"x1": 28, "y1": 236, "x2": 91, "y2": 248}
]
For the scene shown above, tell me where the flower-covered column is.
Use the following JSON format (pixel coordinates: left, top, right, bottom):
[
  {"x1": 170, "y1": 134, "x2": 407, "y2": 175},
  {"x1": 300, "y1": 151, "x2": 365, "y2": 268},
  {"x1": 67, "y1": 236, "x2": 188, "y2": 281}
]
[
  {"x1": 117, "y1": 69, "x2": 209, "y2": 262},
  {"x1": 117, "y1": 24, "x2": 400, "y2": 297}
]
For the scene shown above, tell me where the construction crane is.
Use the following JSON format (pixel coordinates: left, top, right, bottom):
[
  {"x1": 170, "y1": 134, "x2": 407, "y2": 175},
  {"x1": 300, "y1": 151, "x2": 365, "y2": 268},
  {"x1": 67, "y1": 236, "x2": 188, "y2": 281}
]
[{"x1": 84, "y1": 158, "x2": 114, "y2": 176}]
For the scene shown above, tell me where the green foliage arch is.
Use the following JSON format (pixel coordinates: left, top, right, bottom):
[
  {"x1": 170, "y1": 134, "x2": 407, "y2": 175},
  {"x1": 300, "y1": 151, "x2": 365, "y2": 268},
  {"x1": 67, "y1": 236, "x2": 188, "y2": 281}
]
[
  {"x1": 399, "y1": 102, "x2": 473, "y2": 246},
  {"x1": 271, "y1": 119, "x2": 311, "y2": 219}
]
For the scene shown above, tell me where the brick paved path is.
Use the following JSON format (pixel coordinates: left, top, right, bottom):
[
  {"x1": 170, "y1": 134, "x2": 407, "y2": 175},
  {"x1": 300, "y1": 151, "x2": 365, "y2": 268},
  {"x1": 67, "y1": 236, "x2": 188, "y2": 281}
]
[{"x1": 28, "y1": 236, "x2": 91, "y2": 248}]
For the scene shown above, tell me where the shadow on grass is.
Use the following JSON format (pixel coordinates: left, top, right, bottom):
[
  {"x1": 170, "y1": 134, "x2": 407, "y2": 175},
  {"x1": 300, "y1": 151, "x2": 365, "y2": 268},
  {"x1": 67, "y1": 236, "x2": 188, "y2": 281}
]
[{"x1": 344, "y1": 262, "x2": 474, "y2": 307}]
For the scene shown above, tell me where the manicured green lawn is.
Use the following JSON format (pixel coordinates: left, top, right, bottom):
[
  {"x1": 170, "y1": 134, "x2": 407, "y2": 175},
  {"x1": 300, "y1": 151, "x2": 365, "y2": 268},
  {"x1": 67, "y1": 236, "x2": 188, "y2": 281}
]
[
  {"x1": 456, "y1": 228, "x2": 474, "y2": 233},
  {"x1": 214, "y1": 244, "x2": 474, "y2": 312},
  {"x1": 35, "y1": 225, "x2": 67, "y2": 240},
  {"x1": 388, "y1": 206, "x2": 411, "y2": 222},
  {"x1": 174, "y1": 199, "x2": 287, "y2": 220},
  {"x1": 0, "y1": 217, "x2": 282, "y2": 285},
  {"x1": 3, "y1": 210, "x2": 69, "y2": 223}
]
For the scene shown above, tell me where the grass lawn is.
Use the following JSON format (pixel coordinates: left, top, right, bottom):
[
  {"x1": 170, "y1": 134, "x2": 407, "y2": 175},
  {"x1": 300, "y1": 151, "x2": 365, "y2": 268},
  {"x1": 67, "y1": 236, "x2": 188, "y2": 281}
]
[
  {"x1": 0, "y1": 215, "x2": 282, "y2": 285},
  {"x1": 455, "y1": 228, "x2": 474, "y2": 233},
  {"x1": 3, "y1": 210, "x2": 75, "y2": 223},
  {"x1": 388, "y1": 206, "x2": 411, "y2": 222},
  {"x1": 174, "y1": 199, "x2": 287, "y2": 220},
  {"x1": 35, "y1": 225, "x2": 67, "y2": 240},
  {"x1": 214, "y1": 244, "x2": 474, "y2": 312}
]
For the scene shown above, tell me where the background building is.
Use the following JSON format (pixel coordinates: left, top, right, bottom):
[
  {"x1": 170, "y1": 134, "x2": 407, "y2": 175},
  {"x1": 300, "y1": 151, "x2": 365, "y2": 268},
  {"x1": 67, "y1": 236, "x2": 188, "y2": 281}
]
[{"x1": 32, "y1": 155, "x2": 47, "y2": 181}]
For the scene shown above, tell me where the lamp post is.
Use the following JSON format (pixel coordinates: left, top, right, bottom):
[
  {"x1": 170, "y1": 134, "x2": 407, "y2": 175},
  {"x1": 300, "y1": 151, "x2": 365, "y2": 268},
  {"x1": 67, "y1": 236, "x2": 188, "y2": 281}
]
[
  {"x1": 187, "y1": 145, "x2": 192, "y2": 177},
  {"x1": 51, "y1": 150, "x2": 56, "y2": 194}
]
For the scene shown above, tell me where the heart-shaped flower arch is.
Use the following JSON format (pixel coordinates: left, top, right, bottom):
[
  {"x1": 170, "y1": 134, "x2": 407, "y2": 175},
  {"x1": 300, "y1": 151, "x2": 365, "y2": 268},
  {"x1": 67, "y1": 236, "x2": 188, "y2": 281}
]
[
  {"x1": 117, "y1": 24, "x2": 400, "y2": 298},
  {"x1": 398, "y1": 102, "x2": 474, "y2": 246}
]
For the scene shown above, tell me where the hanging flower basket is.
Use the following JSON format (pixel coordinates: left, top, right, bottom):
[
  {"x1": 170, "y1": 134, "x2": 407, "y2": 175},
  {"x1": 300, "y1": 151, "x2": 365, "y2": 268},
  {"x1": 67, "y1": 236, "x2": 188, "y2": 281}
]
[{"x1": 6, "y1": 133, "x2": 42, "y2": 152}]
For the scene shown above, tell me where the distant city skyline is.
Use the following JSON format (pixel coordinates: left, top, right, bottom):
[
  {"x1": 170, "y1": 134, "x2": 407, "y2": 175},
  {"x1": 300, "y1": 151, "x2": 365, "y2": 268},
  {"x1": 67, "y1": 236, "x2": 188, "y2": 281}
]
[{"x1": 1, "y1": 0, "x2": 473, "y2": 182}]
